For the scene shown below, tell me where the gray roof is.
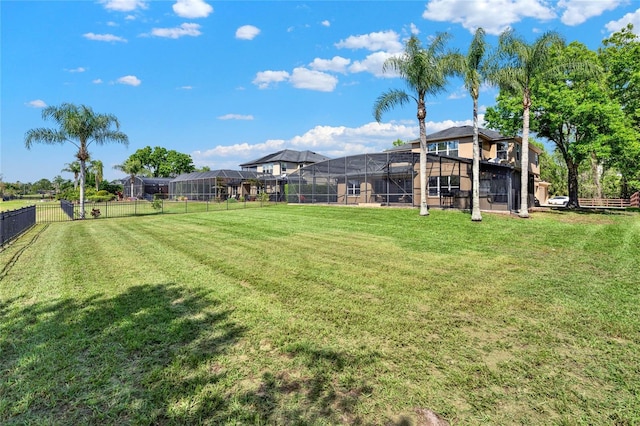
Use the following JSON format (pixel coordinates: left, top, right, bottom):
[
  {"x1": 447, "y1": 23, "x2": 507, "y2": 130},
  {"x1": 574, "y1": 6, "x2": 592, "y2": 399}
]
[
  {"x1": 239, "y1": 149, "x2": 330, "y2": 167},
  {"x1": 409, "y1": 126, "x2": 514, "y2": 143}
]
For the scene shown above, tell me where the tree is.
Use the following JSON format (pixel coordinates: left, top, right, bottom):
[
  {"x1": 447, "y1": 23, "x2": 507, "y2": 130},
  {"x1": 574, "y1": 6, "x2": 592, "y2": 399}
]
[
  {"x1": 88, "y1": 160, "x2": 104, "y2": 191},
  {"x1": 25, "y1": 103, "x2": 128, "y2": 218},
  {"x1": 129, "y1": 146, "x2": 195, "y2": 177},
  {"x1": 52, "y1": 175, "x2": 67, "y2": 194},
  {"x1": 487, "y1": 42, "x2": 627, "y2": 206},
  {"x1": 392, "y1": 138, "x2": 406, "y2": 147},
  {"x1": 452, "y1": 27, "x2": 489, "y2": 221},
  {"x1": 599, "y1": 24, "x2": 640, "y2": 196},
  {"x1": 373, "y1": 33, "x2": 458, "y2": 216},
  {"x1": 491, "y1": 30, "x2": 565, "y2": 217},
  {"x1": 61, "y1": 161, "x2": 81, "y2": 189},
  {"x1": 114, "y1": 158, "x2": 145, "y2": 199}
]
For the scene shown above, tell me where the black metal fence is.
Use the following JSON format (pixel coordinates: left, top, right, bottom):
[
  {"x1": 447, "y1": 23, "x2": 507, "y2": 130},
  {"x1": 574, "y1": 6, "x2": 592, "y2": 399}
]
[
  {"x1": 31, "y1": 198, "x2": 276, "y2": 223},
  {"x1": 0, "y1": 205, "x2": 36, "y2": 246}
]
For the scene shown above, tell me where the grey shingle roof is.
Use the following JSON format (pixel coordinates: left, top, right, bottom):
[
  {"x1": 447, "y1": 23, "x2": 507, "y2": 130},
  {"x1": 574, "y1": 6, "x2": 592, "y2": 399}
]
[
  {"x1": 239, "y1": 149, "x2": 330, "y2": 167},
  {"x1": 405, "y1": 126, "x2": 514, "y2": 143}
]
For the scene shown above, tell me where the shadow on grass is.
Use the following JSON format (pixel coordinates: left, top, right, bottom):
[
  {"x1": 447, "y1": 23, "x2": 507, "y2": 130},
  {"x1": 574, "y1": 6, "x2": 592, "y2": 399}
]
[
  {"x1": 0, "y1": 284, "x2": 244, "y2": 424},
  {"x1": 1, "y1": 285, "x2": 379, "y2": 424},
  {"x1": 231, "y1": 341, "x2": 376, "y2": 425}
]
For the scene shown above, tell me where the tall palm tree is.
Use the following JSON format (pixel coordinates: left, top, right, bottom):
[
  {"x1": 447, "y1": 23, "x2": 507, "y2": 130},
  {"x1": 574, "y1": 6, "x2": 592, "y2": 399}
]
[
  {"x1": 114, "y1": 158, "x2": 144, "y2": 199},
  {"x1": 25, "y1": 103, "x2": 128, "y2": 218},
  {"x1": 492, "y1": 30, "x2": 564, "y2": 218},
  {"x1": 61, "y1": 161, "x2": 81, "y2": 190},
  {"x1": 452, "y1": 27, "x2": 489, "y2": 222},
  {"x1": 89, "y1": 159, "x2": 104, "y2": 191},
  {"x1": 373, "y1": 33, "x2": 458, "y2": 216}
]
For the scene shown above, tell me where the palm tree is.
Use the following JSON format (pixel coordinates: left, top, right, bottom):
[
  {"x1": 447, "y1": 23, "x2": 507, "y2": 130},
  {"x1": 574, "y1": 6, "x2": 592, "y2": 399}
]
[
  {"x1": 25, "y1": 103, "x2": 128, "y2": 218},
  {"x1": 373, "y1": 33, "x2": 458, "y2": 216},
  {"x1": 451, "y1": 28, "x2": 489, "y2": 222},
  {"x1": 89, "y1": 159, "x2": 104, "y2": 191},
  {"x1": 61, "y1": 161, "x2": 81, "y2": 190},
  {"x1": 492, "y1": 30, "x2": 564, "y2": 218},
  {"x1": 114, "y1": 158, "x2": 145, "y2": 199}
]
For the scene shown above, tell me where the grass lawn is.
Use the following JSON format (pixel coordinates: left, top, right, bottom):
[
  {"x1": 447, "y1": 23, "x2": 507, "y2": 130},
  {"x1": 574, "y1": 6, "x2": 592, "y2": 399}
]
[{"x1": 1, "y1": 206, "x2": 638, "y2": 424}]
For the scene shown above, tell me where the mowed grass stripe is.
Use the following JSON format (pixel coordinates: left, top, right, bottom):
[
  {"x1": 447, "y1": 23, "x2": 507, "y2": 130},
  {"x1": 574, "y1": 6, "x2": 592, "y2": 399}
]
[{"x1": 1, "y1": 205, "x2": 639, "y2": 424}]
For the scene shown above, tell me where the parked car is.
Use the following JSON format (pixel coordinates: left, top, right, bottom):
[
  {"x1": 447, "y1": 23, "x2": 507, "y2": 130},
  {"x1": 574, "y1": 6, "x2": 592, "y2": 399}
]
[{"x1": 548, "y1": 195, "x2": 569, "y2": 206}]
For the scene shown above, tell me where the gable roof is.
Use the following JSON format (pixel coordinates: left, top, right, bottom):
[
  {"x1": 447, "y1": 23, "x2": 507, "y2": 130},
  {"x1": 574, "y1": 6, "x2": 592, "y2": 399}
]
[{"x1": 239, "y1": 149, "x2": 330, "y2": 167}]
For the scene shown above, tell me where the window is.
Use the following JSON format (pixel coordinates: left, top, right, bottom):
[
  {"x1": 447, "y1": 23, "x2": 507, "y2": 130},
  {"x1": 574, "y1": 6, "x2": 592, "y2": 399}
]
[
  {"x1": 428, "y1": 176, "x2": 460, "y2": 197},
  {"x1": 496, "y1": 142, "x2": 508, "y2": 160},
  {"x1": 262, "y1": 163, "x2": 274, "y2": 174},
  {"x1": 515, "y1": 144, "x2": 521, "y2": 162},
  {"x1": 281, "y1": 163, "x2": 287, "y2": 173},
  {"x1": 428, "y1": 140, "x2": 459, "y2": 156},
  {"x1": 347, "y1": 180, "x2": 361, "y2": 195},
  {"x1": 533, "y1": 153, "x2": 539, "y2": 167}
]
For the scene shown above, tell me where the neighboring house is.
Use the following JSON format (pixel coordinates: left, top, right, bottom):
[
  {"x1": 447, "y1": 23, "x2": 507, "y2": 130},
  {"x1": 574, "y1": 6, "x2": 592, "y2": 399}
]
[
  {"x1": 120, "y1": 176, "x2": 172, "y2": 200},
  {"x1": 239, "y1": 149, "x2": 331, "y2": 177}
]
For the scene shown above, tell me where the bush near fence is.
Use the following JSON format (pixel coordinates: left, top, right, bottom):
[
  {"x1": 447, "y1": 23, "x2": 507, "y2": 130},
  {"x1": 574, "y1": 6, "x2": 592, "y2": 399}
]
[{"x1": 0, "y1": 205, "x2": 36, "y2": 246}]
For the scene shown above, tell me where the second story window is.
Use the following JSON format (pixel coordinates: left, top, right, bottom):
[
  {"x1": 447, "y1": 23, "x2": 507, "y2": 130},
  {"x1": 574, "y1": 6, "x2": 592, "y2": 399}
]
[
  {"x1": 263, "y1": 163, "x2": 274, "y2": 174},
  {"x1": 427, "y1": 140, "x2": 459, "y2": 157},
  {"x1": 497, "y1": 142, "x2": 508, "y2": 160}
]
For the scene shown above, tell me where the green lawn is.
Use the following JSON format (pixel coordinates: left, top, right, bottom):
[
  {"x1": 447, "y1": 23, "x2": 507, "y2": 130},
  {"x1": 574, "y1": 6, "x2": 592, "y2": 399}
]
[{"x1": 1, "y1": 206, "x2": 638, "y2": 425}]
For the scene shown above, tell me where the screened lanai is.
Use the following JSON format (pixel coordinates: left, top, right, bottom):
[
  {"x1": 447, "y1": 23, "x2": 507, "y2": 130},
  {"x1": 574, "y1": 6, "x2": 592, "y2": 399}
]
[
  {"x1": 286, "y1": 152, "x2": 474, "y2": 209},
  {"x1": 169, "y1": 169, "x2": 281, "y2": 201}
]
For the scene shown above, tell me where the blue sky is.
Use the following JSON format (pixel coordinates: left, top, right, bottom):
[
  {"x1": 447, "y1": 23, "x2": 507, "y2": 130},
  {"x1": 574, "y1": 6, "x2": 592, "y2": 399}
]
[{"x1": 2, "y1": 0, "x2": 640, "y2": 184}]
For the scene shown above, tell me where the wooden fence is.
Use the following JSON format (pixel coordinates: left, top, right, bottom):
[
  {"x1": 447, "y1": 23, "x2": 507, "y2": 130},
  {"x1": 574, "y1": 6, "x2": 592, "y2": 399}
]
[
  {"x1": 579, "y1": 198, "x2": 631, "y2": 208},
  {"x1": 631, "y1": 191, "x2": 640, "y2": 208}
]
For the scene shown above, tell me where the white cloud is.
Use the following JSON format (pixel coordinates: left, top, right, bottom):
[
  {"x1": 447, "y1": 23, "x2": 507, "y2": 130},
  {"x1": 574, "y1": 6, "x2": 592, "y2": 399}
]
[
  {"x1": 173, "y1": 0, "x2": 213, "y2": 18},
  {"x1": 83, "y1": 33, "x2": 127, "y2": 42},
  {"x1": 290, "y1": 68, "x2": 338, "y2": 92},
  {"x1": 321, "y1": 20, "x2": 331, "y2": 27},
  {"x1": 349, "y1": 51, "x2": 398, "y2": 77},
  {"x1": 150, "y1": 23, "x2": 202, "y2": 39},
  {"x1": 309, "y1": 56, "x2": 351, "y2": 74},
  {"x1": 26, "y1": 99, "x2": 47, "y2": 108},
  {"x1": 558, "y1": 0, "x2": 624, "y2": 26},
  {"x1": 179, "y1": 85, "x2": 193, "y2": 90},
  {"x1": 335, "y1": 30, "x2": 403, "y2": 53},
  {"x1": 190, "y1": 118, "x2": 478, "y2": 170},
  {"x1": 117, "y1": 75, "x2": 141, "y2": 86},
  {"x1": 218, "y1": 114, "x2": 254, "y2": 120},
  {"x1": 99, "y1": 0, "x2": 147, "y2": 12},
  {"x1": 67, "y1": 67, "x2": 86, "y2": 73},
  {"x1": 253, "y1": 70, "x2": 290, "y2": 89},
  {"x1": 236, "y1": 25, "x2": 261, "y2": 40},
  {"x1": 408, "y1": 23, "x2": 420, "y2": 35},
  {"x1": 605, "y1": 9, "x2": 640, "y2": 34},
  {"x1": 422, "y1": 0, "x2": 556, "y2": 35},
  {"x1": 93, "y1": 79, "x2": 103, "y2": 84}
]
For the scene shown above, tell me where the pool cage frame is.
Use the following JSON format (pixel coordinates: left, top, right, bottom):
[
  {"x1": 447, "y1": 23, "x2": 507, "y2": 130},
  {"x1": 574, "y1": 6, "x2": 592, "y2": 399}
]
[
  {"x1": 285, "y1": 152, "x2": 475, "y2": 209},
  {"x1": 168, "y1": 170, "x2": 283, "y2": 201}
]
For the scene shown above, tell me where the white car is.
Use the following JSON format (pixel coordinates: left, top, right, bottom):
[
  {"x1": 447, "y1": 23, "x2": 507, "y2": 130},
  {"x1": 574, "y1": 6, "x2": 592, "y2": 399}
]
[{"x1": 548, "y1": 195, "x2": 569, "y2": 206}]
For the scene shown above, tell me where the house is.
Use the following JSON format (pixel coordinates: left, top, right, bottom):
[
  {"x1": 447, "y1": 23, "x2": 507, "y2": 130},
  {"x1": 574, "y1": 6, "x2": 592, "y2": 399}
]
[
  {"x1": 239, "y1": 149, "x2": 331, "y2": 177},
  {"x1": 286, "y1": 126, "x2": 546, "y2": 212},
  {"x1": 402, "y1": 126, "x2": 547, "y2": 209}
]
